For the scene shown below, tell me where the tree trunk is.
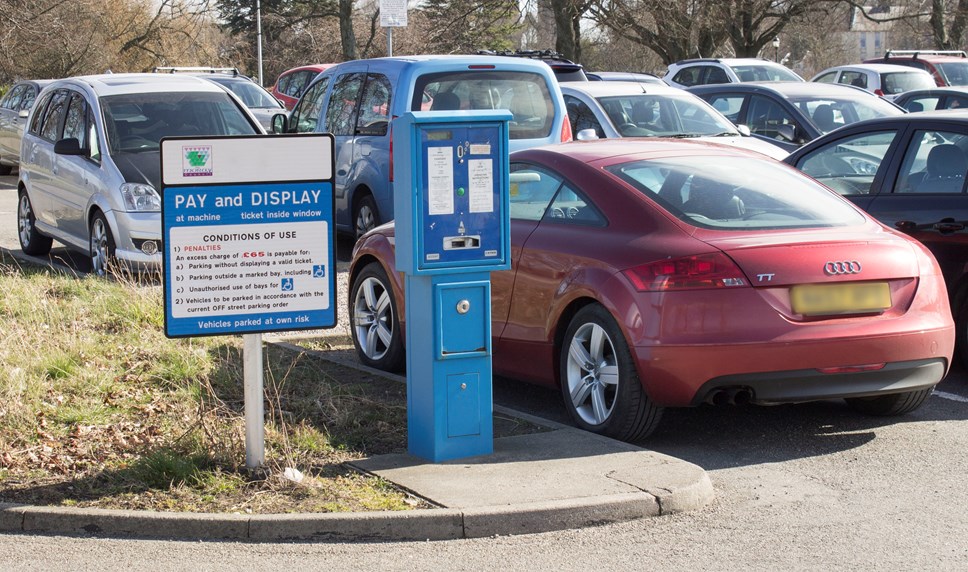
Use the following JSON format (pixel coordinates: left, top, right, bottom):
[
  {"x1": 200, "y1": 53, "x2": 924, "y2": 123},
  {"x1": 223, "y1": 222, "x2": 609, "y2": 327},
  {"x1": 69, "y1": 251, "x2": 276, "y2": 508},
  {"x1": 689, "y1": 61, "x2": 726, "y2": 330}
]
[{"x1": 340, "y1": 0, "x2": 357, "y2": 60}]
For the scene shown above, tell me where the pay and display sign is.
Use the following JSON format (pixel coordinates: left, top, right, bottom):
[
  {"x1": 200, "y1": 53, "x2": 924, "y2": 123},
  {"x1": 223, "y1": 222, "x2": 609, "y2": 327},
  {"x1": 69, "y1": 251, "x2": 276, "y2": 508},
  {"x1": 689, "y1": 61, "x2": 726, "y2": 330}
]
[{"x1": 160, "y1": 135, "x2": 336, "y2": 338}]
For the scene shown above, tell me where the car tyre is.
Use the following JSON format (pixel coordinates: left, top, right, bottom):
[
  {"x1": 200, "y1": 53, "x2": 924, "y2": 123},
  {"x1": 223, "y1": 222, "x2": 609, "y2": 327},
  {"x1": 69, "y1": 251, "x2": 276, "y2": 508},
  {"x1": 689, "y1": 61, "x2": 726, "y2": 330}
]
[
  {"x1": 846, "y1": 388, "x2": 934, "y2": 416},
  {"x1": 559, "y1": 304, "x2": 662, "y2": 441},
  {"x1": 354, "y1": 195, "x2": 378, "y2": 240},
  {"x1": 17, "y1": 189, "x2": 52, "y2": 256},
  {"x1": 350, "y1": 262, "x2": 404, "y2": 372},
  {"x1": 956, "y1": 301, "x2": 968, "y2": 368},
  {"x1": 89, "y1": 211, "x2": 116, "y2": 277}
]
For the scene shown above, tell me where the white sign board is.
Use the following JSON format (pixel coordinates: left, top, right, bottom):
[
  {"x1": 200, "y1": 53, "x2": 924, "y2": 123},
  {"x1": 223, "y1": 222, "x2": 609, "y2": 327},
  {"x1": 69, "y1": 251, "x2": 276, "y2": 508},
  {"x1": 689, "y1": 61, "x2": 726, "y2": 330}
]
[{"x1": 380, "y1": 0, "x2": 408, "y2": 27}]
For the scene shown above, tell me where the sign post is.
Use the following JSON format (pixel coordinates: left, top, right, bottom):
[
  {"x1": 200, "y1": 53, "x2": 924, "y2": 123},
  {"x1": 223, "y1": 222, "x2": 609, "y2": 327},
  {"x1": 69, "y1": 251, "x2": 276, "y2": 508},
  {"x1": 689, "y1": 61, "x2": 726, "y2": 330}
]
[
  {"x1": 160, "y1": 135, "x2": 336, "y2": 469},
  {"x1": 379, "y1": 0, "x2": 408, "y2": 57}
]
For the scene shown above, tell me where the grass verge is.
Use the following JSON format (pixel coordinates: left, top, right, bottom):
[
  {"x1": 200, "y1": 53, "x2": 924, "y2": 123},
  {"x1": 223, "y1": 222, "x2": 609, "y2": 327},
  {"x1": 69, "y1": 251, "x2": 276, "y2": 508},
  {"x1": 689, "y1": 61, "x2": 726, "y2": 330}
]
[{"x1": 0, "y1": 252, "x2": 426, "y2": 513}]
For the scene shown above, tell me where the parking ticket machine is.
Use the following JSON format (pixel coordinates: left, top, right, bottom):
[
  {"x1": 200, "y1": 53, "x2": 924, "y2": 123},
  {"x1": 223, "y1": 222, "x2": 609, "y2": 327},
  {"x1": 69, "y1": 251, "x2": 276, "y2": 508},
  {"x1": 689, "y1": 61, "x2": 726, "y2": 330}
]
[{"x1": 393, "y1": 110, "x2": 511, "y2": 462}]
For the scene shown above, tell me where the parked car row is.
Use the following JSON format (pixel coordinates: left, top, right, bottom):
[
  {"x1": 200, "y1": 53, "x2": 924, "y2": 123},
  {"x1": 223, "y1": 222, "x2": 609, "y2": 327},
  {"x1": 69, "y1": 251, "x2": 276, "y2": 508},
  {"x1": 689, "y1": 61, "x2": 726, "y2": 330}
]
[{"x1": 7, "y1": 49, "x2": 965, "y2": 446}]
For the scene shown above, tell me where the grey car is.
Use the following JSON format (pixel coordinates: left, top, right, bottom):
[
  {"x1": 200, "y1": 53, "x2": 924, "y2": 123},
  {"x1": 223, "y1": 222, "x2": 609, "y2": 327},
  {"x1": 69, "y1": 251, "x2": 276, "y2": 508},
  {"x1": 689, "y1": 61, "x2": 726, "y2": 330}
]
[
  {"x1": 17, "y1": 74, "x2": 262, "y2": 275},
  {"x1": 0, "y1": 79, "x2": 53, "y2": 174}
]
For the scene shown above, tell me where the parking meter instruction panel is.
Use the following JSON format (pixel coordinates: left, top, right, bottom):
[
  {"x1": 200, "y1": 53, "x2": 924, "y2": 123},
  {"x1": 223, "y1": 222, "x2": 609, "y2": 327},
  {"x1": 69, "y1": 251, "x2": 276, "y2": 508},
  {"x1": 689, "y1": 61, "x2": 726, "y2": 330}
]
[{"x1": 418, "y1": 124, "x2": 506, "y2": 270}]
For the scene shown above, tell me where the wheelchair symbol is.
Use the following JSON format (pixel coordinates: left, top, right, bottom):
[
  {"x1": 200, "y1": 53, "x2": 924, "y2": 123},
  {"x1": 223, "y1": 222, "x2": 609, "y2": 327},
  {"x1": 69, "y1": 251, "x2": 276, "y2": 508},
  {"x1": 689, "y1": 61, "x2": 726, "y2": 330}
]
[
  {"x1": 281, "y1": 278, "x2": 294, "y2": 291},
  {"x1": 313, "y1": 265, "x2": 326, "y2": 278}
]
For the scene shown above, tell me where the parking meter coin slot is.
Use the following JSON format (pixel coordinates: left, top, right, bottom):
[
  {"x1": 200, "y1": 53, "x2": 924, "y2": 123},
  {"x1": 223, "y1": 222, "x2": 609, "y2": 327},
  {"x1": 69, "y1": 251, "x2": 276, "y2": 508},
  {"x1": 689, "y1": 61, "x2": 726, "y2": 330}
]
[
  {"x1": 444, "y1": 235, "x2": 481, "y2": 250},
  {"x1": 447, "y1": 373, "x2": 481, "y2": 437},
  {"x1": 437, "y1": 281, "x2": 489, "y2": 356}
]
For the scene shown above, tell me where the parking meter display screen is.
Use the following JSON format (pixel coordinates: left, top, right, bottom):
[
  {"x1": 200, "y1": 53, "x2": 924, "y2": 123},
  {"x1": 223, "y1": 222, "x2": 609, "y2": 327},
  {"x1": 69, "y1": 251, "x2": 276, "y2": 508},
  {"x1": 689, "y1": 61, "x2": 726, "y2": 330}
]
[{"x1": 418, "y1": 124, "x2": 506, "y2": 269}]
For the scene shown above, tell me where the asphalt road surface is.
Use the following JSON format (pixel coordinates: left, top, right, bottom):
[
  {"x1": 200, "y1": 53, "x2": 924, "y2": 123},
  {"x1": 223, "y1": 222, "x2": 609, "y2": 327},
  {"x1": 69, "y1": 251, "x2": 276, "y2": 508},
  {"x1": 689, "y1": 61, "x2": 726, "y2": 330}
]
[{"x1": 2, "y1": 172, "x2": 967, "y2": 569}]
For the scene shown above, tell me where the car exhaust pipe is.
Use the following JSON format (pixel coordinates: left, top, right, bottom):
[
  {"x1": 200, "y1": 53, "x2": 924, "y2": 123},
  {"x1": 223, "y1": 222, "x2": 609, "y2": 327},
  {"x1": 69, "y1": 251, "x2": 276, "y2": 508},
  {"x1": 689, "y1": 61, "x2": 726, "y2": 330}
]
[{"x1": 705, "y1": 388, "x2": 753, "y2": 406}]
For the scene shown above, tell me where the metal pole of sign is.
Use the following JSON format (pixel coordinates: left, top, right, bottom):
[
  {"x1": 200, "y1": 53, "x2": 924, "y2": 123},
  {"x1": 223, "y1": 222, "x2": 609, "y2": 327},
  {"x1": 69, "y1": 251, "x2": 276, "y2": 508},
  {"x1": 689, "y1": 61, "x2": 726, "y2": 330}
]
[
  {"x1": 256, "y1": 0, "x2": 264, "y2": 85},
  {"x1": 244, "y1": 333, "x2": 265, "y2": 469},
  {"x1": 387, "y1": 27, "x2": 393, "y2": 58}
]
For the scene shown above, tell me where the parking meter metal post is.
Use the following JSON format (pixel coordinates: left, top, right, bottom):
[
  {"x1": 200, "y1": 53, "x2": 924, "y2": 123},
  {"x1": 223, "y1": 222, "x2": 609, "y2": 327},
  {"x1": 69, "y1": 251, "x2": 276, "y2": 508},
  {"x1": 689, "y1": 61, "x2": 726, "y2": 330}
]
[{"x1": 393, "y1": 111, "x2": 511, "y2": 462}]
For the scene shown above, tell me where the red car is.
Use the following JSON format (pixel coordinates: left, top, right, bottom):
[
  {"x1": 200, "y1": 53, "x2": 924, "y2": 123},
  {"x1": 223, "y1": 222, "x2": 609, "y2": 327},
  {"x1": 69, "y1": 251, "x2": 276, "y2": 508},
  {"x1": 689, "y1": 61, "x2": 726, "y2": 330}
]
[
  {"x1": 349, "y1": 139, "x2": 954, "y2": 441},
  {"x1": 270, "y1": 64, "x2": 336, "y2": 110}
]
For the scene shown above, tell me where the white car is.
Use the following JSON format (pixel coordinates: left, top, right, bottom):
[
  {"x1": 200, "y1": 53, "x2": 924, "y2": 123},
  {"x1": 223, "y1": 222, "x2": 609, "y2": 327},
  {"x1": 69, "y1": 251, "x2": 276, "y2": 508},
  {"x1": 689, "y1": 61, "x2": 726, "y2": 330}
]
[
  {"x1": 17, "y1": 74, "x2": 263, "y2": 275},
  {"x1": 664, "y1": 58, "x2": 802, "y2": 89},
  {"x1": 560, "y1": 81, "x2": 789, "y2": 159},
  {"x1": 810, "y1": 64, "x2": 935, "y2": 99}
]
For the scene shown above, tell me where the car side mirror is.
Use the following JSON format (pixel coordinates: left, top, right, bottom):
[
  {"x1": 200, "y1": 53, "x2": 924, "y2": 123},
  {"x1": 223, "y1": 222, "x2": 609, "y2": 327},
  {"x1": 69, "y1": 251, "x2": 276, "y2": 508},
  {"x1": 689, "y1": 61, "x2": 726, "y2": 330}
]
[
  {"x1": 736, "y1": 124, "x2": 751, "y2": 137},
  {"x1": 53, "y1": 138, "x2": 88, "y2": 156},
  {"x1": 271, "y1": 113, "x2": 289, "y2": 134},
  {"x1": 18, "y1": 109, "x2": 29, "y2": 119},
  {"x1": 576, "y1": 128, "x2": 599, "y2": 141},
  {"x1": 776, "y1": 124, "x2": 797, "y2": 143}
]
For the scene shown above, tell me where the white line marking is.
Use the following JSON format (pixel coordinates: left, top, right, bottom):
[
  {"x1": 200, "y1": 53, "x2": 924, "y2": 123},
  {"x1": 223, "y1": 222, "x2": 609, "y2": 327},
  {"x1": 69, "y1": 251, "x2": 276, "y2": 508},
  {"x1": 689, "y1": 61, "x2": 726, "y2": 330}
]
[{"x1": 934, "y1": 390, "x2": 968, "y2": 403}]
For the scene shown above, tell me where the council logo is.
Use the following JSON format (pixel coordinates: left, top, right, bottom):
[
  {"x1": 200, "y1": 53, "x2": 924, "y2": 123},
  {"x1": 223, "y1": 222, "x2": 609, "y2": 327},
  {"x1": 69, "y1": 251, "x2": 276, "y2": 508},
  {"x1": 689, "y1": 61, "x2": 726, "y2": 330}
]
[{"x1": 182, "y1": 145, "x2": 213, "y2": 177}]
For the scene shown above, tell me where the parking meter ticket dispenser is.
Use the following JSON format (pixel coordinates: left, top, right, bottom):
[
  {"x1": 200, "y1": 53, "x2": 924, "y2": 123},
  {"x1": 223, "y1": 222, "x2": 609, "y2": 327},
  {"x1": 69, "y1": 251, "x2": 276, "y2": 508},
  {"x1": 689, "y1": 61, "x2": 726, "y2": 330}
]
[{"x1": 393, "y1": 111, "x2": 511, "y2": 462}]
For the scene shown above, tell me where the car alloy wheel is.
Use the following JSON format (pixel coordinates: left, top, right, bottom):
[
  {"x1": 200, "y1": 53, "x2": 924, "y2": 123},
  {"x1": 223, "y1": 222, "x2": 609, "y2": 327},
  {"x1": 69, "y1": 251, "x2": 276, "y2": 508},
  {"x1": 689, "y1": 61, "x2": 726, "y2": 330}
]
[
  {"x1": 354, "y1": 195, "x2": 377, "y2": 240},
  {"x1": 89, "y1": 211, "x2": 115, "y2": 277},
  {"x1": 560, "y1": 304, "x2": 662, "y2": 441},
  {"x1": 17, "y1": 190, "x2": 52, "y2": 256},
  {"x1": 350, "y1": 262, "x2": 404, "y2": 372}
]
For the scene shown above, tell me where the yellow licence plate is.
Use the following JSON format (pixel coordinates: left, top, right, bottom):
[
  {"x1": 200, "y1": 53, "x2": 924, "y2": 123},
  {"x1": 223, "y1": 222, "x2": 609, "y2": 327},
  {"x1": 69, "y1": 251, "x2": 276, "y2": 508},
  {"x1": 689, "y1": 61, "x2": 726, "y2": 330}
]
[{"x1": 790, "y1": 282, "x2": 892, "y2": 316}]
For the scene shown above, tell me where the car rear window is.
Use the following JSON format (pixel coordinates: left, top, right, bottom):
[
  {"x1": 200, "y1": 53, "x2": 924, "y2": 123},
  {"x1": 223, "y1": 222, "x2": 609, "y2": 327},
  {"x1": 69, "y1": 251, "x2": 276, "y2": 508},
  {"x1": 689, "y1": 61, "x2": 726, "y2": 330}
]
[
  {"x1": 413, "y1": 70, "x2": 554, "y2": 139},
  {"x1": 881, "y1": 72, "x2": 935, "y2": 94},
  {"x1": 101, "y1": 92, "x2": 258, "y2": 154},
  {"x1": 936, "y1": 62, "x2": 968, "y2": 86},
  {"x1": 606, "y1": 156, "x2": 866, "y2": 230},
  {"x1": 729, "y1": 64, "x2": 801, "y2": 82}
]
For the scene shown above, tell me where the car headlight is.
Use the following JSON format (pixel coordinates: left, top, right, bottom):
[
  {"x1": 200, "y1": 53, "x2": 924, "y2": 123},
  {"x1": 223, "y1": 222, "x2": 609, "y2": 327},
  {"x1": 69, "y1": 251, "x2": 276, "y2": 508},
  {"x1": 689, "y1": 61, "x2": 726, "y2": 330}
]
[{"x1": 120, "y1": 183, "x2": 161, "y2": 212}]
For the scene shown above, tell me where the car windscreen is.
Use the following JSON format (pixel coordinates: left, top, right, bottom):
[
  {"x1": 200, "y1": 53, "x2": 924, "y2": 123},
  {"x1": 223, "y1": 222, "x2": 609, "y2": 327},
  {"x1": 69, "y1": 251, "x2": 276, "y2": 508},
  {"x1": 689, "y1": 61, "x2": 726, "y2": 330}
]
[
  {"x1": 101, "y1": 92, "x2": 258, "y2": 155},
  {"x1": 208, "y1": 78, "x2": 282, "y2": 109},
  {"x1": 936, "y1": 62, "x2": 968, "y2": 86},
  {"x1": 881, "y1": 72, "x2": 935, "y2": 94},
  {"x1": 596, "y1": 93, "x2": 737, "y2": 137},
  {"x1": 606, "y1": 155, "x2": 866, "y2": 230},
  {"x1": 791, "y1": 95, "x2": 902, "y2": 133},
  {"x1": 729, "y1": 64, "x2": 801, "y2": 82},
  {"x1": 413, "y1": 70, "x2": 554, "y2": 139}
]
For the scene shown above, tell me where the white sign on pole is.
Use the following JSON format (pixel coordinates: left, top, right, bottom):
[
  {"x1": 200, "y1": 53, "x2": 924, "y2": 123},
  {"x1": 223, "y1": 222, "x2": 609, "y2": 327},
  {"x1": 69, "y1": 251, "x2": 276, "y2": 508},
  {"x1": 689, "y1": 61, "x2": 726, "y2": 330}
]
[{"x1": 380, "y1": 0, "x2": 408, "y2": 27}]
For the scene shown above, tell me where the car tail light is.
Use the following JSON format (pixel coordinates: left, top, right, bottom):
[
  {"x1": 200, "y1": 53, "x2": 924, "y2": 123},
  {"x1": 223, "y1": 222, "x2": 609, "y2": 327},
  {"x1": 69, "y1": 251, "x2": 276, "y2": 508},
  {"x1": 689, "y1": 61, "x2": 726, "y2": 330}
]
[
  {"x1": 623, "y1": 253, "x2": 748, "y2": 292},
  {"x1": 561, "y1": 113, "x2": 573, "y2": 142},
  {"x1": 874, "y1": 88, "x2": 884, "y2": 96},
  {"x1": 389, "y1": 122, "x2": 394, "y2": 182}
]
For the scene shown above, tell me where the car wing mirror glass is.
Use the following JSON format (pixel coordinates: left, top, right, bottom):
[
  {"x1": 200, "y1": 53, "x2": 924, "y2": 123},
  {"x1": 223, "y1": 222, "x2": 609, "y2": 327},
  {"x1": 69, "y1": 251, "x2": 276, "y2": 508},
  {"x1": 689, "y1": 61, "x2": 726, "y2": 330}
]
[
  {"x1": 777, "y1": 124, "x2": 797, "y2": 142},
  {"x1": 271, "y1": 113, "x2": 288, "y2": 134}
]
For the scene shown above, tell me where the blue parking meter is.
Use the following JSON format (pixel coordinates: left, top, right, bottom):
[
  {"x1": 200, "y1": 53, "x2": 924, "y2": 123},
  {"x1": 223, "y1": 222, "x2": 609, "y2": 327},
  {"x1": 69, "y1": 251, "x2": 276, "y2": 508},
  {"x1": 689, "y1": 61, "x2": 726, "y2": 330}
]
[{"x1": 394, "y1": 111, "x2": 511, "y2": 462}]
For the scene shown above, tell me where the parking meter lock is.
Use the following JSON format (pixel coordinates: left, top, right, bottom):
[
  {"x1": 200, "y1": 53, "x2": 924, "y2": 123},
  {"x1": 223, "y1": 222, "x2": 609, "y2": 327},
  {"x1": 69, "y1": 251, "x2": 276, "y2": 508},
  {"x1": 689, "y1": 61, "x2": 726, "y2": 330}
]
[{"x1": 393, "y1": 111, "x2": 511, "y2": 462}]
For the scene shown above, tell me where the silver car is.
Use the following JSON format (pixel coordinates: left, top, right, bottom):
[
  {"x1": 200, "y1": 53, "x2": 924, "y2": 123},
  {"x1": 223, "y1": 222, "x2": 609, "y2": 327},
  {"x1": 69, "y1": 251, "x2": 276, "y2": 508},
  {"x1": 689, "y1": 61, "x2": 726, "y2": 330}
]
[
  {"x1": 17, "y1": 74, "x2": 263, "y2": 275},
  {"x1": 0, "y1": 79, "x2": 53, "y2": 174},
  {"x1": 560, "y1": 81, "x2": 789, "y2": 159}
]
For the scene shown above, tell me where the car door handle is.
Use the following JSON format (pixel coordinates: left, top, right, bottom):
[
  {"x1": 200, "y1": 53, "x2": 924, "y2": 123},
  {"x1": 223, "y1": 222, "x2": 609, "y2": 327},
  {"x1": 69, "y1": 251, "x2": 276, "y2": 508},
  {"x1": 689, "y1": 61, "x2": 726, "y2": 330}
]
[{"x1": 934, "y1": 221, "x2": 965, "y2": 233}]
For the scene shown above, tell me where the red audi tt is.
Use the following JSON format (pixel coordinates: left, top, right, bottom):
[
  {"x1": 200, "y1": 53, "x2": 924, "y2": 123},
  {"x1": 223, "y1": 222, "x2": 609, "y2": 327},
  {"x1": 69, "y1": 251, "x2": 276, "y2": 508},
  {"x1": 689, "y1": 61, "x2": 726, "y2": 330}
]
[{"x1": 349, "y1": 139, "x2": 954, "y2": 441}]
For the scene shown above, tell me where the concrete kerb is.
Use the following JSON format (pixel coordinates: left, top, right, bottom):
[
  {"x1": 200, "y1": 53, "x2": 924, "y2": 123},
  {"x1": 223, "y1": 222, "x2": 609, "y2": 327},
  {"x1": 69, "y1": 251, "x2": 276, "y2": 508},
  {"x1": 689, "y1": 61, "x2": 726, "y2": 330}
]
[{"x1": 0, "y1": 321, "x2": 714, "y2": 543}]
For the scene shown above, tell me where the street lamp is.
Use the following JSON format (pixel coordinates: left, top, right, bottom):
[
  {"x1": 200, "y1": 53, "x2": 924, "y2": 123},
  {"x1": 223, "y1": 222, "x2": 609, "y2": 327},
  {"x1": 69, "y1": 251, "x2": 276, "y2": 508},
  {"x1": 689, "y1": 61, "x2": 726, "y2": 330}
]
[{"x1": 772, "y1": 37, "x2": 780, "y2": 63}]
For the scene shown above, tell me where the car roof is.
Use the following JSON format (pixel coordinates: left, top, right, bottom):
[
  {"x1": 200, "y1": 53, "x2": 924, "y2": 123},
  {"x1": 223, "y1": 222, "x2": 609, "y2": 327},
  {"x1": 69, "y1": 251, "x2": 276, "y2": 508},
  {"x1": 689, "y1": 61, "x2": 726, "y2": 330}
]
[
  {"x1": 59, "y1": 73, "x2": 227, "y2": 96},
  {"x1": 338, "y1": 54, "x2": 556, "y2": 69},
  {"x1": 898, "y1": 86, "x2": 968, "y2": 97},
  {"x1": 519, "y1": 138, "x2": 764, "y2": 166},
  {"x1": 673, "y1": 58, "x2": 786, "y2": 67},
  {"x1": 821, "y1": 63, "x2": 933, "y2": 74},
  {"x1": 690, "y1": 81, "x2": 876, "y2": 98},
  {"x1": 559, "y1": 80, "x2": 681, "y2": 97},
  {"x1": 587, "y1": 71, "x2": 663, "y2": 82},
  {"x1": 868, "y1": 50, "x2": 968, "y2": 62}
]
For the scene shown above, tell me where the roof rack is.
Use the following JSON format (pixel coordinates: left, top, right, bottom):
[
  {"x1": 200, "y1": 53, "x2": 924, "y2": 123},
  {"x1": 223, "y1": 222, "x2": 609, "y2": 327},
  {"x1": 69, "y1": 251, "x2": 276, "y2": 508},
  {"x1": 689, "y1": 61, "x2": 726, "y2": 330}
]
[
  {"x1": 153, "y1": 66, "x2": 243, "y2": 76},
  {"x1": 476, "y1": 49, "x2": 578, "y2": 65},
  {"x1": 884, "y1": 49, "x2": 968, "y2": 59}
]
